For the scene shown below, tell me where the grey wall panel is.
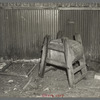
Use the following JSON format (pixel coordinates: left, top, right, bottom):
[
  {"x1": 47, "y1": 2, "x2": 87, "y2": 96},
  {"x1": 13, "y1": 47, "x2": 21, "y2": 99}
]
[
  {"x1": 0, "y1": 9, "x2": 58, "y2": 58},
  {"x1": 0, "y1": 7, "x2": 100, "y2": 60},
  {"x1": 59, "y1": 10, "x2": 100, "y2": 60}
]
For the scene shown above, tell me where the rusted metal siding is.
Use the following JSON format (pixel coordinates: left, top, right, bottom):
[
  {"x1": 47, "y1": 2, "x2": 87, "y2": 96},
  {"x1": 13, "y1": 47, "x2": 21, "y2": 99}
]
[
  {"x1": 0, "y1": 9, "x2": 58, "y2": 58},
  {"x1": 59, "y1": 10, "x2": 100, "y2": 60}
]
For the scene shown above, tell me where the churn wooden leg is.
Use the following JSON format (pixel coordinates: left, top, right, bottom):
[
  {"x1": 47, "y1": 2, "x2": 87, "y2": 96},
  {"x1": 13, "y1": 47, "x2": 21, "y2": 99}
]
[
  {"x1": 38, "y1": 36, "x2": 49, "y2": 78},
  {"x1": 82, "y1": 55, "x2": 87, "y2": 75},
  {"x1": 74, "y1": 34, "x2": 87, "y2": 79},
  {"x1": 63, "y1": 38, "x2": 74, "y2": 87},
  {"x1": 79, "y1": 56, "x2": 87, "y2": 79}
]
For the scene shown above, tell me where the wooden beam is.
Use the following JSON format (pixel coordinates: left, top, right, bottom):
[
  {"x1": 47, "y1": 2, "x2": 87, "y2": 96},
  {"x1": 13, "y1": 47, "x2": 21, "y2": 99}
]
[
  {"x1": 73, "y1": 65, "x2": 86, "y2": 73},
  {"x1": 46, "y1": 58, "x2": 68, "y2": 69},
  {"x1": 48, "y1": 43, "x2": 64, "y2": 52},
  {"x1": 74, "y1": 73, "x2": 87, "y2": 84},
  {"x1": 0, "y1": 72, "x2": 28, "y2": 78}
]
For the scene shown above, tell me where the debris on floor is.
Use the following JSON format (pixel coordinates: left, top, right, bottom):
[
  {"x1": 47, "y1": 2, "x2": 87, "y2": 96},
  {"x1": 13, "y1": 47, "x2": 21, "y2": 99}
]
[
  {"x1": 0, "y1": 58, "x2": 100, "y2": 97},
  {"x1": 23, "y1": 77, "x2": 33, "y2": 90},
  {"x1": 43, "y1": 87, "x2": 50, "y2": 91},
  {"x1": 0, "y1": 62, "x2": 6, "y2": 70},
  {"x1": 0, "y1": 59, "x2": 39, "y2": 78},
  {"x1": 94, "y1": 73, "x2": 100, "y2": 80},
  {"x1": 0, "y1": 57, "x2": 4, "y2": 62},
  {"x1": 13, "y1": 58, "x2": 40, "y2": 63},
  {"x1": 8, "y1": 80, "x2": 14, "y2": 83}
]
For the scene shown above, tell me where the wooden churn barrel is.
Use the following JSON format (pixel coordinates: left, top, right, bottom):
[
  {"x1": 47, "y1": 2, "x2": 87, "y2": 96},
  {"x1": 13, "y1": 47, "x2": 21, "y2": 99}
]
[{"x1": 48, "y1": 37, "x2": 83, "y2": 64}]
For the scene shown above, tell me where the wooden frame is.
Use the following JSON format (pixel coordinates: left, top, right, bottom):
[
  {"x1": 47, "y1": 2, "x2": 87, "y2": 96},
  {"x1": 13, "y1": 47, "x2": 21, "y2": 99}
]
[{"x1": 39, "y1": 34, "x2": 87, "y2": 87}]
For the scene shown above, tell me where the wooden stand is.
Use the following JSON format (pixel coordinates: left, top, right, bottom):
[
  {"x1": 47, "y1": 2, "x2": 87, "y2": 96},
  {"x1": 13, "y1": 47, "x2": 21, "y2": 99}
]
[{"x1": 38, "y1": 34, "x2": 87, "y2": 87}]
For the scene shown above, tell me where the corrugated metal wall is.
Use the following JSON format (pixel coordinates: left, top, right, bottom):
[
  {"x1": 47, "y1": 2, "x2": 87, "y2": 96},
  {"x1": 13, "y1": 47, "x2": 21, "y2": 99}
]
[
  {"x1": 0, "y1": 9, "x2": 58, "y2": 58},
  {"x1": 59, "y1": 10, "x2": 100, "y2": 60},
  {"x1": 0, "y1": 7, "x2": 100, "y2": 60}
]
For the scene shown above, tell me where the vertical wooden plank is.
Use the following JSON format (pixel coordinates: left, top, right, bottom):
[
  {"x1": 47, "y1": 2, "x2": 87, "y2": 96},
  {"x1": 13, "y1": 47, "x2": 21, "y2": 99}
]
[{"x1": 63, "y1": 38, "x2": 74, "y2": 87}]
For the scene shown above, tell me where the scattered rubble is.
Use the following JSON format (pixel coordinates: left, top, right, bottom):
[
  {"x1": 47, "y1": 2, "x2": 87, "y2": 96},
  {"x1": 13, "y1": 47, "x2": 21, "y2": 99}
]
[
  {"x1": 8, "y1": 80, "x2": 14, "y2": 83},
  {"x1": 30, "y1": 82, "x2": 38, "y2": 89},
  {"x1": 13, "y1": 88, "x2": 17, "y2": 91},
  {"x1": 1, "y1": 57, "x2": 100, "y2": 97},
  {"x1": 0, "y1": 62, "x2": 6, "y2": 69},
  {"x1": 4, "y1": 91, "x2": 8, "y2": 94},
  {"x1": 94, "y1": 73, "x2": 100, "y2": 80},
  {"x1": 43, "y1": 87, "x2": 49, "y2": 91}
]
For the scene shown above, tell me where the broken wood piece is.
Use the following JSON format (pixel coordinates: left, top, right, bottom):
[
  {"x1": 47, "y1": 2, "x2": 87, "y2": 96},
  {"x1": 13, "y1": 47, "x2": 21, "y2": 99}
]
[
  {"x1": 94, "y1": 73, "x2": 100, "y2": 80},
  {"x1": 13, "y1": 59, "x2": 40, "y2": 63},
  {"x1": 8, "y1": 80, "x2": 14, "y2": 83},
  {"x1": 1, "y1": 61, "x2": 12, "y2": 72},
  {"x1": 27, "y1": 63, "x2": 39, "y2": 76},
  {"x1": 23, "y1": 76, "x2": 33, "y2": 90},
  {"x1": 43, "y1": 87, "x2": 49, "y2": 91},
  {"x1": 0, "y1": 72, "x2": 28, "y2": 78},
  {"x1": 0, "y1": 62, "x2": 6, "y2": 70}
]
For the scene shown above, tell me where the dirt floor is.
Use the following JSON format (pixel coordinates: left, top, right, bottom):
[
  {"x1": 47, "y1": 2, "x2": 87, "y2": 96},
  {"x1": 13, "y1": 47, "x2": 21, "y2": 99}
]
[{"x1": 0, "y1": 60, "x2": 100, "y2": 98}]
